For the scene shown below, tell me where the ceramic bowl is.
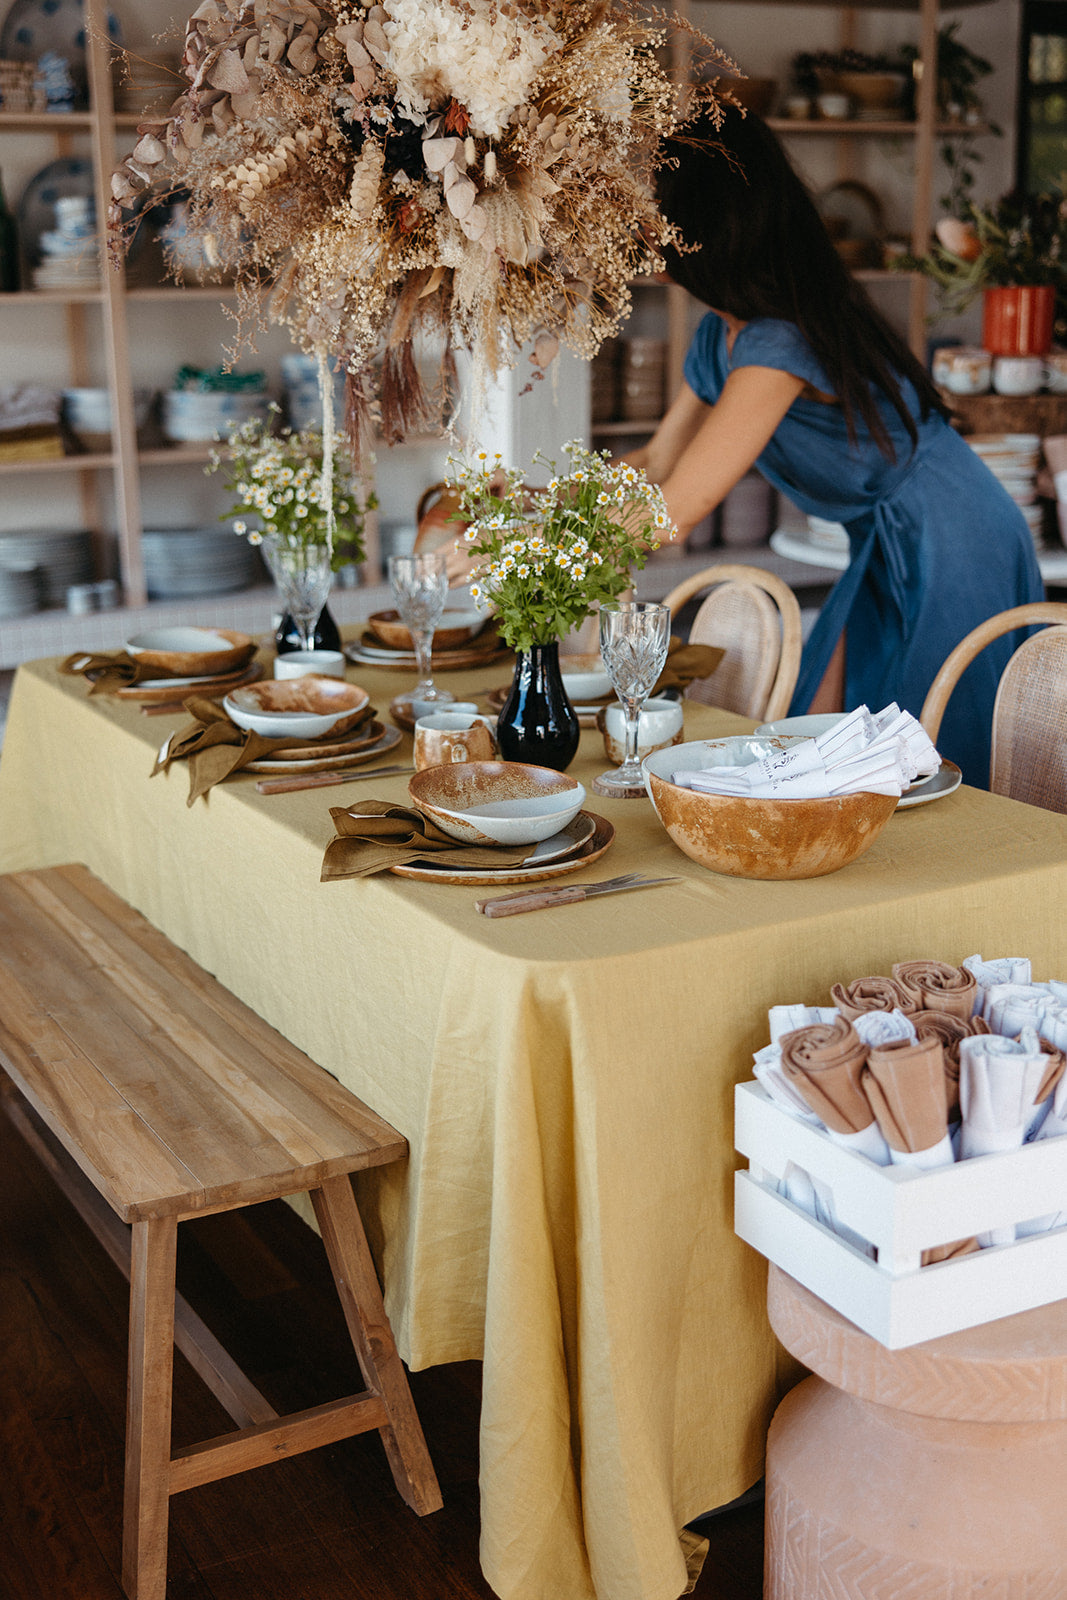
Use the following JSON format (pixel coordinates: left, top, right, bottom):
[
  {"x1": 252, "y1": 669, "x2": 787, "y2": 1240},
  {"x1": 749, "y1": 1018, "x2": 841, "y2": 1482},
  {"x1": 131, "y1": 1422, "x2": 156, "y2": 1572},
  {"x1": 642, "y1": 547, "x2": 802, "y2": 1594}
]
[
  {"x1": 641, "y1": 736, "x2": 897, "y2": 880},
  {"x1": 367, "y1": 608, "x2": 485, "y2": 652},
  {"x1": 560, "y1": 652, "x2": 613, "y2": 702},
  {"x1": 408, "y1": 761, "x2": 586, "y2": 846},
  {"x1": 125, "y1": 626, "x2": 256, "y2": 677},
  {"x1": 224, "y1": 676, "x2": 369, "y2": 739},
  {"x1": 755, "y1": 713, "x2": 848, "y2": 739}
]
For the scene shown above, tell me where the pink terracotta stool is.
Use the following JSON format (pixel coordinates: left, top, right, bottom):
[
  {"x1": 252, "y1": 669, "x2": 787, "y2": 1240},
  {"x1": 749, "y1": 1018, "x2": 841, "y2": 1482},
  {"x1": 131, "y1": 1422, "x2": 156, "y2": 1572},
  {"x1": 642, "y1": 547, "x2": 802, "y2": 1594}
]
[{"x1": 764, "y1": 1264, "x2": 1067, "y2": 1597}]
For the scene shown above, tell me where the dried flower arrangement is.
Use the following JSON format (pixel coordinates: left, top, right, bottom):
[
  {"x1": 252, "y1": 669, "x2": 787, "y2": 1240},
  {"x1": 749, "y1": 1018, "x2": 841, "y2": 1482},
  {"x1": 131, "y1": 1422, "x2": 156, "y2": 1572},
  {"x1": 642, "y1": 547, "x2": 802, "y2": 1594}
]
[
  {"x1": 110, "y1": 0, "x2": 733, "y2": 457},
  {"x1": 449, "y1": 441, "x2": 672, "y2": 651}
]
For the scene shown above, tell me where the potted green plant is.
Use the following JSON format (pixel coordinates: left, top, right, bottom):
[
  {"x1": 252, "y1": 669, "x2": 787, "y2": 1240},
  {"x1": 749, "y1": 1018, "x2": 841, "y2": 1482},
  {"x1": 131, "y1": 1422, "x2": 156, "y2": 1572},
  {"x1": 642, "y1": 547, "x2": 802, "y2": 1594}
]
[{"x1": 898, "y1": 190, "x2": 1067, "y2": 355}]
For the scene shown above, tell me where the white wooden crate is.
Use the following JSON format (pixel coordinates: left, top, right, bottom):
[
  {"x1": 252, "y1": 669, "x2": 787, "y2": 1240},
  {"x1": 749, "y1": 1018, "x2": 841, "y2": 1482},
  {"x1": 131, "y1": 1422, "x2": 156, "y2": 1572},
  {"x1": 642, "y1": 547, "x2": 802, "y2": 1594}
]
[{"x1": 734, "y1": 1080, "x2": 1067, "y2": 1348}]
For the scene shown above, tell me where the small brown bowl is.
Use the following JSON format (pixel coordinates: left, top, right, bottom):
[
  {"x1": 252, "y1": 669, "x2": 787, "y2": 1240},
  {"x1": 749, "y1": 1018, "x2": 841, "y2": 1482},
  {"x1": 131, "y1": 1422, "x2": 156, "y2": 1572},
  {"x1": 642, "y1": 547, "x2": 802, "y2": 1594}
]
[
  {"x1": 408, "y1": 761, "x2": 585, "y2": 846},
  {"x1": 367, "y1": 608, "x2": 486, "y2": 653},
  {"x1": 126, "y1": 626, "x2": 256, "y2": 678},
  {"x1": 642, "y1": 737, "x2": 897, "y2": 879}
]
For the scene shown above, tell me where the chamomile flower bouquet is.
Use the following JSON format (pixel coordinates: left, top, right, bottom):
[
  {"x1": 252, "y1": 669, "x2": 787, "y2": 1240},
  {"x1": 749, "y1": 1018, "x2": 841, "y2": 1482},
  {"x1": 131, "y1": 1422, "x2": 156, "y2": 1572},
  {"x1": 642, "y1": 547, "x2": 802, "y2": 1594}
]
[
  {"x1": 209, "y1": 407, "x2": 375, "y2": 571},
  {"x1": 448, "y1": 441, "x2": 675, "y2": 653}
]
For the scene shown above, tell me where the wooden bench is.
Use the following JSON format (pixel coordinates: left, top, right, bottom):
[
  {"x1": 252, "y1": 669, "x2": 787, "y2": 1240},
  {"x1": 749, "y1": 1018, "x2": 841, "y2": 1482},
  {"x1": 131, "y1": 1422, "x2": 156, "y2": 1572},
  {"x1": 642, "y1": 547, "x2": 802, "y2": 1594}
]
[{"x1": 0, "y1": 864, "x2": 442, "y2": 1600}]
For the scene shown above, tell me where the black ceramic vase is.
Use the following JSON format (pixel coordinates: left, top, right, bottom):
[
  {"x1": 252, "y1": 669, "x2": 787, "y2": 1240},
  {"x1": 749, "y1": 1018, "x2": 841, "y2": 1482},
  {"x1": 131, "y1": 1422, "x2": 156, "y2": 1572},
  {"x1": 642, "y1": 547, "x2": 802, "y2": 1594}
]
[
  {"x1": 496, "y1": 641, "x2": 580, "y2": 772},
  {"x1": 275, "y1": 601, "x2": 342, "y2": 655}
]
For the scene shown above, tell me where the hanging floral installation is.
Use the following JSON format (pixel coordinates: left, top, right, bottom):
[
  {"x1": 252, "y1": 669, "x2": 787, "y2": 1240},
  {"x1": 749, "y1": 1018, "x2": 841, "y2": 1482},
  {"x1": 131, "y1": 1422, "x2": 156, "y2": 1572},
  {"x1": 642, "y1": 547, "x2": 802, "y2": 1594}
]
[{"x1": 109, "y1": 0, "x2": 734, "y2": 456}]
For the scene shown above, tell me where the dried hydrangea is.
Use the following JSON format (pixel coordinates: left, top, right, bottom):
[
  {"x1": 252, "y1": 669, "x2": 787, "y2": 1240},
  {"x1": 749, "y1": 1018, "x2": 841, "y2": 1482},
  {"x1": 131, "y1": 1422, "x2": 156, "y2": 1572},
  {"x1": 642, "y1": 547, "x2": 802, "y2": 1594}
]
[{"x1": 109, "y1": 0, "x2": 735, "y2": 455}]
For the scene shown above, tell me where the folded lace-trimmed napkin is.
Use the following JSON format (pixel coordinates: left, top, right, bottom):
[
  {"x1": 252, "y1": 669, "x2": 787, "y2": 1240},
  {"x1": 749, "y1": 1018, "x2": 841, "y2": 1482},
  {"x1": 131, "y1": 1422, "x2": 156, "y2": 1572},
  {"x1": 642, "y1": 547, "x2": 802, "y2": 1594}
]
[
  {"x1": 830, "y1": 975, "x2": 920, "y2": 1019},
  {"x1": 321, "y1": 801, "x2": 534, "y2": 879},
  {"x1": 672, "y1": 703, "x2": 940, "y2": 799},
  {"x1": 892, "y1": 960, "x2": 978, "y2": 1021},
  {"x1": 958, "y1": 1028, "x2": 1064, "y2": 1246},
  {"x1": 153, "y1": 697, "x2": 378, "y2": 805},
  {"x1": 653, "y1": 636, "x2": 724, "y2": 695},
  {"x1": 779, "y1": 1017, "x2": 890, "y2": 1163}
]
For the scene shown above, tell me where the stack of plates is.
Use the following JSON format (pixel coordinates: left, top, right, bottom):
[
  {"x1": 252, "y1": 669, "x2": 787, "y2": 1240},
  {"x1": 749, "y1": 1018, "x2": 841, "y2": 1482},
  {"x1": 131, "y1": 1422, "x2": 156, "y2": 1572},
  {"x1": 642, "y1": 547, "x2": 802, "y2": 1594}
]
[
  {"x1": 162, "y1": 390, "x2": 271, "y2": 443},
  {"x1": 0, "y1": 560, "x2": 41, "y2": 619},
  {"x1": 142, "y1": 528, "x2": 263, "y2": 599},
  {"x1": 806, "y1": 514, "x2": 850, "y2": 553},
  {"x1": 0, "y1": 528, "x2": 92, "y2": 606},
  {"x1": 967, "y1": 433, "x2": 1045, "y2": 547},
  {"x1": 390, "y1": 811, "x2": 616, "y2": 885}
]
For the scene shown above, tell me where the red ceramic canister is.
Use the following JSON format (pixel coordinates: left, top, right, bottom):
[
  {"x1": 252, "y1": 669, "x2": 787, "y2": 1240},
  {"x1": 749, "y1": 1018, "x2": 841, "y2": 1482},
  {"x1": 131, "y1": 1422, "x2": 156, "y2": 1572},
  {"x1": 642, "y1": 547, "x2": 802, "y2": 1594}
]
[{"x1": 982, "y1": 285, "x2": 1056, "y2": 356}]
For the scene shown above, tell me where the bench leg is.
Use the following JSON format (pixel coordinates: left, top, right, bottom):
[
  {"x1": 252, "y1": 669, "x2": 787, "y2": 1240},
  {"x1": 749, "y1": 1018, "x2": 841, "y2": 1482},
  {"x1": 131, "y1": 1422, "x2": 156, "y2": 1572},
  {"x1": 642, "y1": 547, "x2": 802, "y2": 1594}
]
[
  {"x1": 311, "y1": 1175, "x2": 443, "y2": 1516},
  {"x1": 123, "y1": 1215, "x2": 177, "y2": 1600}
]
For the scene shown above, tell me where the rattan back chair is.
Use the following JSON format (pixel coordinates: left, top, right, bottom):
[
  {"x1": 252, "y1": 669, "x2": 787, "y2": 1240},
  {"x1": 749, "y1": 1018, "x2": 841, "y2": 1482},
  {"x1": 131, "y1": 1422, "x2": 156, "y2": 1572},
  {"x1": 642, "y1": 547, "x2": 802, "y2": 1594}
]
[
  {"x1": 660, "y1": 563, "x2": 804, "y2": 722},
  {"x1": 919, "y1": 602, "x2": 1067, "y2": 810}
]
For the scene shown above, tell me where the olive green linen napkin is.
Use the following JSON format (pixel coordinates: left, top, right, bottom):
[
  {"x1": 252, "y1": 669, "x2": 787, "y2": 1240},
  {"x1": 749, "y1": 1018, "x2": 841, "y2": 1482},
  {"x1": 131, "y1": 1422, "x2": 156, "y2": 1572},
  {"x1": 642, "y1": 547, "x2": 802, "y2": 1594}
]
[
  {"x1": 653, "y1": 637, "x2": 724, "y2": 694},
  {"x1": 322, "y1": 801, "x2": 533, "y2": 879},
  {"x1": 154, "y1": 697, "x2": 377, "y2": 806}
]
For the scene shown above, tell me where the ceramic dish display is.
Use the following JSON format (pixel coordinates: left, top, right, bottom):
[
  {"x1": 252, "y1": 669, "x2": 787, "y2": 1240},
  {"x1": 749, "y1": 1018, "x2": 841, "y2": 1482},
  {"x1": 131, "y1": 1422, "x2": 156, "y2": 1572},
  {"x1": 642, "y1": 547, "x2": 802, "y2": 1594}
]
[
  {"x1": 110, "y1": 662, "x2": 264, "y2": 702},
  {"x1": 390, "y1": 812, "x2": 615, "y2": 885},
  {"x1": 560, "y1": 652, "x2": 613, "y2": 701},
  {"x1": 126, "y1": 626, "x2": 255, "y2": 677},
  {"x1": 367, "y1": 607, "x2": 487, "y2": 652},
  {"x1": 243, "y1": 725, "x2": 402, "y2": 774},
  {"x1": 895, "y1": 759, "x2": 962, "y2": 810},
  {"x1": 224, "y1": 676, "x2": 369, "y2": 738},
  {"x1": 409, "y1": 761, "x2": 586, "y2": 845},
  {"x1": 641, "y1": 736, "x2": 898, "y2": 880}
]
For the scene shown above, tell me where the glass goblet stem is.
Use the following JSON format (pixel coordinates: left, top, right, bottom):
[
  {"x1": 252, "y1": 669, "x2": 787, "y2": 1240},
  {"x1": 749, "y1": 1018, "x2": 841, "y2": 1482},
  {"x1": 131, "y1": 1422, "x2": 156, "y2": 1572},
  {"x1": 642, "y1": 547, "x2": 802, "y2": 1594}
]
[
  {"x1": 412, "y1": 628, "x2": 435, "y2": 691},
  {"x1": 622, "y1": 695, "x2": 644, "y2": 774}
]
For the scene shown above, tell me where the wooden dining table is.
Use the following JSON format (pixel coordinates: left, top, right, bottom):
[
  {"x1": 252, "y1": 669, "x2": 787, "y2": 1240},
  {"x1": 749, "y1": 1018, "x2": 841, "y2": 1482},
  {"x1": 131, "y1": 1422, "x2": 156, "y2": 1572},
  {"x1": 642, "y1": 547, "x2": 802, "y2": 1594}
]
[{"x1": 4, "y1": 643, "x2": 1067, "y2": 1600}]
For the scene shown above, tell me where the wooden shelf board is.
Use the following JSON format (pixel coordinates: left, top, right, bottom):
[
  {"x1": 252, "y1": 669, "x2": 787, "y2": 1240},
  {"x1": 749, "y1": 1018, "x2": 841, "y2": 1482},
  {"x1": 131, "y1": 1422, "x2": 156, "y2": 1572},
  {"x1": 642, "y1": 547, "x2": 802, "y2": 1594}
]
[
  {"x1": 0, "y1": 452, "x2": 114, "y2": 476},
  {"x1": 126, "y1": 285, "x2": 240, "y2": 301},
  {"x1": 0, "y1": 110, "x2": 93, "y2": 130},
  {"x1": 0, "y1": 288, "x2": 104, "y2": 304},
  {"x1": 768, "y1": 119, "x2": 993, "y2": 136},
  {"x1": 590, "y1": 418, "x2": 660, "y2": 436}
]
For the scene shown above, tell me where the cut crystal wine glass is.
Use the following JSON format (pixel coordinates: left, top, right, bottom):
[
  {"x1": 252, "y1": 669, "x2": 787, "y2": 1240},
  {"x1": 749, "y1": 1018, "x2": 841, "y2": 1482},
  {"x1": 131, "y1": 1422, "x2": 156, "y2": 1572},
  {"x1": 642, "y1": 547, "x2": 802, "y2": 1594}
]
[
  {"x1": 594, "y1": 601, "x2": 671, "y2": 796},
  {"x1": 388, "y1": 550, "x2": 455, "y2": 713},
  {"x1": 263, "y1": 537, "x2": 333, "y2": 653}
]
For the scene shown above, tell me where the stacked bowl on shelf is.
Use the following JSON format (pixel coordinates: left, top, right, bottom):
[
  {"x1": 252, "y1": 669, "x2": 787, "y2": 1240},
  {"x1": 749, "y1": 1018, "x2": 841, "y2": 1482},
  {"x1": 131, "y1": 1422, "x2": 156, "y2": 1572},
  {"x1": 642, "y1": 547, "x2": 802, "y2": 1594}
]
[
  {"x1": 162, "y1": 387, "x2": 271, "y2": 444},
  {"x1": 142, "y1": 528, "x2": 264, "y2": 600},
  {"x1": 965, "y1": 433, "x2": 1045, "y2": 549},
  {"x1": 62, "y1": 387, "x2": 154, "y2": 452},
  {"x1": 0, "y1": 528, "x2": 93, "y2": 611}
]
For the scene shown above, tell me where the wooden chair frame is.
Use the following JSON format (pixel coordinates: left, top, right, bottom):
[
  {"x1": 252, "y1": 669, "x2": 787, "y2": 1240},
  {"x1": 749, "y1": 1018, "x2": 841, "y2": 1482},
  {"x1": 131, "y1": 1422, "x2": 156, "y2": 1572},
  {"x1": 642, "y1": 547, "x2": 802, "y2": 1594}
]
[
  {"x1": 660, "y1": 563, "x2": 804, "y2": 723},
  {"x1": 919, "y1": 602, "x2": 1067, "y2": 747}
]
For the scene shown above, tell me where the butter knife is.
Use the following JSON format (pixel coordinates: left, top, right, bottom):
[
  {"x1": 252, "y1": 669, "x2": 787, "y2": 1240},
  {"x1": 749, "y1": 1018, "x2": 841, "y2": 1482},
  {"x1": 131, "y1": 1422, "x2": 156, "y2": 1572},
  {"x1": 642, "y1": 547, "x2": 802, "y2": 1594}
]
[
  {"x1": 254, "y1": 763, "x2": 413, "y2": 794},
  {"x1": 475, "y1": 873, "x2": 678, "y2": 918}
]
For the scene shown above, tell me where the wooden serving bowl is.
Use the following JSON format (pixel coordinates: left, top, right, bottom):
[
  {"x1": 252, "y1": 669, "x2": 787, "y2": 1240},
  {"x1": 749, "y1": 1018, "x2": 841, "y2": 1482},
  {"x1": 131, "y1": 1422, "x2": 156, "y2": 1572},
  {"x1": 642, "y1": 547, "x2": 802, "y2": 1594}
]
[
  {"x1": 367, "y1": 609, "x2": 486, "y2": 652},
  {"x1": 126, "y1": 626, "x2": 256, "y2": 677},
  {"x1": 642, "y1": 737, "x2": 897, "y2": 880}
]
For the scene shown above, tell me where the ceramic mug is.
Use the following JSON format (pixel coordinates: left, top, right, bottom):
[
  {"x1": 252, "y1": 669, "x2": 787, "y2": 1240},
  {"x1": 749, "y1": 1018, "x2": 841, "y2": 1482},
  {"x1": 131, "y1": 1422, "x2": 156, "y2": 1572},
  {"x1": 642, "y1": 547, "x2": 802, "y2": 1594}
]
[
  {"x1": 273, "y1": 649, "x2": 347, "y2": 680},
  {"x1": 932, "y1": 345, "x2": 992, "y2": 395},
  {"x1": 992, "y1": 355, "x2": 1045, "y2": 397},
  {"x1": 597, "y1": 694, "x2": 684, "y2": 765},
  {"x1": 1044, "y1": 350, "x2": 1067, "y2": 393},
  {"x1": 414, "y1": 712, "x2": 497, "y2": 771}
]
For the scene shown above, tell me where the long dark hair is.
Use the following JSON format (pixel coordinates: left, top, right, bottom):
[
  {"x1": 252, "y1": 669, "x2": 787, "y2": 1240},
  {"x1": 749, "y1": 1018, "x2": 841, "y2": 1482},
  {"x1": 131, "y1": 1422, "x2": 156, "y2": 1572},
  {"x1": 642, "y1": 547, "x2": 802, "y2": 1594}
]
[{"x1": 655, "y1": 107, "x2": 949, "y2": 458}]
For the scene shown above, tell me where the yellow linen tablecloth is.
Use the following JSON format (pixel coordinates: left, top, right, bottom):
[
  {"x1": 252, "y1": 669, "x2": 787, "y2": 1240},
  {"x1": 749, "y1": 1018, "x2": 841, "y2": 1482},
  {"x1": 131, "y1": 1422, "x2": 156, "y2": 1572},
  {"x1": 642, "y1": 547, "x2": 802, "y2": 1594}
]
[{"x1": 4, "y1": 650, "x2": 1067, "y2": 1600}]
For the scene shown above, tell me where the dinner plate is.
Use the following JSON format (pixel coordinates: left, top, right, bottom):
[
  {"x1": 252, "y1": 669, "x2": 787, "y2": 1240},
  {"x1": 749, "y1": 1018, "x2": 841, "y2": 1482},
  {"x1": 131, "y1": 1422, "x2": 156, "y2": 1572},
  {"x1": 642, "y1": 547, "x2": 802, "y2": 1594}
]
[
  {"x1": 243, "y1": 725, "x2": 401, "y2": 774},
  {"x1": 895, "y1": 758, "x2": 962, "y2": 810},
  {"x1": 390, "y1": 812, "x2": 615, "y2": 885},
  {"x1": 253, "y1": 718, "x2": 387, "y2": 762},
  {"x1": 111, "y1": 662, "x2": 264, "y2": 701},
  {"x1": 400, "y1": 812, "x2": 598, "y2": 873},
  {"x1": 345, "y1": 640, "x2": 512, "y2": 672}
]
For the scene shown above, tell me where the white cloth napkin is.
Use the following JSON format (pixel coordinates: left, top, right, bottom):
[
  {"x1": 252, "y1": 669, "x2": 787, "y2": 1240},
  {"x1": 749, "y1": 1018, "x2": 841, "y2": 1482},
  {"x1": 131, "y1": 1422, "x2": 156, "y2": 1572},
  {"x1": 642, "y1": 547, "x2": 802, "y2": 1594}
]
[
  {"x1": 852, "y1": 1009, "x2": 918, "y2": 1049},
  {"x1": 958, "y1": 1028, "x2": 1053, "y2": 1245},
  {"x1": 963, "y1": 953, "x2": 1032, "y2": 992},
  {"x1": 768, "y1": 1002, "x2": 839, "y2": 1044},
  {"x1": 752, "y1": 1044, "x2": 825, "y2": 1124},
  {"x1": 980, "y1": 982, "x2": 1054, "y2": 1037},
  {"x1": 672, "y1": 703, "x2": 940, "y2": 799},
  {"x1": 1018, "y1": 1057, "x2": 1067, "y2": 1235}
]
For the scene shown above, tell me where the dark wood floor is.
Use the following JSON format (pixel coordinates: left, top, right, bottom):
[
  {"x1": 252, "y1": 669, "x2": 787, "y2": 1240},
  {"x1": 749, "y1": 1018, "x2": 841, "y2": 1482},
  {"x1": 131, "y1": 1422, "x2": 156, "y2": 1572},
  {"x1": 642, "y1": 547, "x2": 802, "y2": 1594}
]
[{"x1": 0, "y1": 1104, "x2": 763, "y2": 1600}]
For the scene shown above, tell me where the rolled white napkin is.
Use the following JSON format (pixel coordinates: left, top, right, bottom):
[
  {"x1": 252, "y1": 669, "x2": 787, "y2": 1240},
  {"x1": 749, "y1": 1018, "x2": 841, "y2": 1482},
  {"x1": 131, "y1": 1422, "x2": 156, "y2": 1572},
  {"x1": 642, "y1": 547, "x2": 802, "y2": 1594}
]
[
  {"x1": 958, "y1": 1029, "x2": 1054, "y2": 1245},
  {"x1": 672, "y1": 703, "x2": 940, "y2": 799},
  {"x1": 752, "y1": 1044, "x2": 826, "y2": 1124},
  {"x1": 1019, "y1": 1051, "x2": 1067, "y2": 1235},
  {"x1": 768, "y1": 1002, "x2": 839, "y2": 1044},
  {"x1": 852, "y1": 1009, "x2": 918, "y2": 1049},
  {"x1": 963, "y1": 953, "x2": 1032, "y2": 992},
  {"x1": 981, "y1": 982, "x2": 1052, "y2": 1037}
]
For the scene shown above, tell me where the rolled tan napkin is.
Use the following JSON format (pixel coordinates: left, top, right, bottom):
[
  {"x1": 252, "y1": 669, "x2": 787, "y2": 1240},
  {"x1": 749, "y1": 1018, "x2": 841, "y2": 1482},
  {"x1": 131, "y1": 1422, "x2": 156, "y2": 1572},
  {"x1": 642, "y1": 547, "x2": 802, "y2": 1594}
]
[
  {"x1": 892, "y1": 959, "x2": 977, "y2": 1020},
  {"x1": 321, "y1": 801, "x2": 534, "y2": 879},
  {"x1": 154, "y1": 697, "x2": 377, "y2": 806},
  {"x1": 911, "y1": 1011, "x2": 991, "y2": 1115},
  {"x1": 862, "y1": 1035, "x2": 979, "y2": 1264},
  {"x1": 829, "y1": 975, "x2": 920, "y2": 1019},
  {"x1": 61, "y1": 644, "x2": 256, "y2": 694},
  {"x1": 653, "y1": 636, "x2": 724, "y2": 695},
  {"x1": 778, "y1": 1018, "x2": 872, "y2": 1134}
]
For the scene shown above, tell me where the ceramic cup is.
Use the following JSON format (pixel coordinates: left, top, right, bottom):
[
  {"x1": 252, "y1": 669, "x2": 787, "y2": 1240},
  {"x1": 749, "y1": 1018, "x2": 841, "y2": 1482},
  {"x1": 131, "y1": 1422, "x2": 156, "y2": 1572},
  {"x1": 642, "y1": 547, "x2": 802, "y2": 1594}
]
[
  {"x1": 1044, "y1": 350, "x2": 1067, "y2": 393},
  {"x1": 597, "y1": 694, "x2": 684, "y2": 765},
  {"x1": 932, "y1": 345, "x2": 992, "y2": 395},
  {"x1": 816, "y1": 93, "x2": 851, "y2": 120},
  {"x1": 992, "y1": 355, "x2": 1045, "y2": 397},
  {"x1": 273, "y1": 649, "x2": 347, "y2": 680},
  {"x1": 414, "y1": 712, "x2": 497, "y2": 771}
]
